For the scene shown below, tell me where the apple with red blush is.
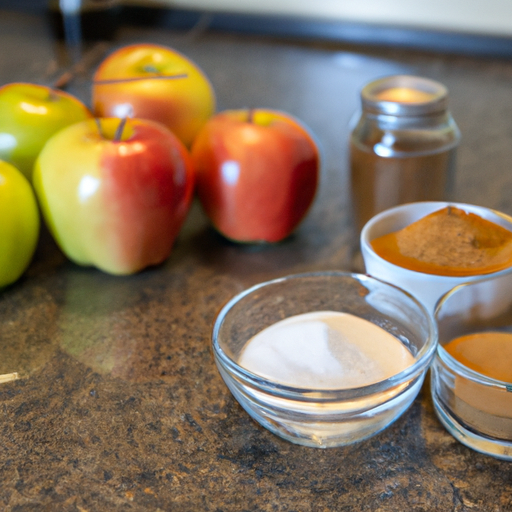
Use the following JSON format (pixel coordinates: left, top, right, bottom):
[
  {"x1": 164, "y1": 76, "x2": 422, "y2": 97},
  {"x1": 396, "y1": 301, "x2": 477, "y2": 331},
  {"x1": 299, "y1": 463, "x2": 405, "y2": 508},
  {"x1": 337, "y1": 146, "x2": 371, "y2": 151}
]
[
  {"x1": 191, "y1": 109, "x2": 320, "y2": 243},
  {"x1": 92, "y1": 43, "x2": 216, "y2": 148},
  {"x1": 33, "y1": 117, "x2": 195, "y2": 275}
]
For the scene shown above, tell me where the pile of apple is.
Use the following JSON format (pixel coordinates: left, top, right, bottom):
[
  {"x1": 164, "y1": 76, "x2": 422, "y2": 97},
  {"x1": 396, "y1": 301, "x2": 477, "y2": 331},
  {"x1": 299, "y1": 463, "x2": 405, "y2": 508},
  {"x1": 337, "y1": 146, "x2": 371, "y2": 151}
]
[{"x1": 0, "y1": 43, "x2": 320, "y2": 285}]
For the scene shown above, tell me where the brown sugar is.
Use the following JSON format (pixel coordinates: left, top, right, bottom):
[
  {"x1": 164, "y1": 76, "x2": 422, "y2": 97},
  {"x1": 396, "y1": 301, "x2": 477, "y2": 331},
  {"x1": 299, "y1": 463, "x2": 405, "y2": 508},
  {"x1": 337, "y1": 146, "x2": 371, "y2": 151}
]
[
  {"x1": 371, "y1": 206, "x2": 512, "y2": 276},
  {"x1": 445, "y1": 331, "x2": 512, "y2": 382},
  {"x1": 444, "y1": 332, "x2": 512, "y2": 426}
]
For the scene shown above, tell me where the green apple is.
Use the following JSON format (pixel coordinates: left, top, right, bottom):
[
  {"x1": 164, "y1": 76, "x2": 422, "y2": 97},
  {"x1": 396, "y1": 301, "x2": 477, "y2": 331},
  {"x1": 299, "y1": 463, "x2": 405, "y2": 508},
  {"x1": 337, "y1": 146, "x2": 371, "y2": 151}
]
[
  {"x1": 0, "y1": 160, "x2": 40, "y2": 288},
  {"x1": 0, "y1": 82, "x2": 92, "y2": 180}
]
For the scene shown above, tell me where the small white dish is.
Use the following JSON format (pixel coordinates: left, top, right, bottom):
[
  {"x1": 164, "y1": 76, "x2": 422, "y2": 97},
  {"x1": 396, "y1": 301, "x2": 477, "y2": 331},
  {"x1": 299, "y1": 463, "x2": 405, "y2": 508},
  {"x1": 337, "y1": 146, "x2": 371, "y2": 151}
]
[{"x1": 360, "y1": 201, "x2": 512, "y2": 312}]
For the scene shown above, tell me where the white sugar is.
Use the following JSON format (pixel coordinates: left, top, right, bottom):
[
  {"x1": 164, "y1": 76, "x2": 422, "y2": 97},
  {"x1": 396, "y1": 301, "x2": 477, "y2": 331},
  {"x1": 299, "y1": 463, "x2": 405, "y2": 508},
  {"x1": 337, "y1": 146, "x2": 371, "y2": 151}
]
[{"x1": 238, "y1": 311, "x2": 414, "y2": 389}]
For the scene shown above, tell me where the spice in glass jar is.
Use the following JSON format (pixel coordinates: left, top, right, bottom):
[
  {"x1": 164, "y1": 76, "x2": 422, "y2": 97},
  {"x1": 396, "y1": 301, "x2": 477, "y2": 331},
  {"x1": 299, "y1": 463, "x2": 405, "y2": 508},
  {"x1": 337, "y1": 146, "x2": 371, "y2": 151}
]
[{"x1": 350, "y1": 75, "x2": 461, "y2": 232}]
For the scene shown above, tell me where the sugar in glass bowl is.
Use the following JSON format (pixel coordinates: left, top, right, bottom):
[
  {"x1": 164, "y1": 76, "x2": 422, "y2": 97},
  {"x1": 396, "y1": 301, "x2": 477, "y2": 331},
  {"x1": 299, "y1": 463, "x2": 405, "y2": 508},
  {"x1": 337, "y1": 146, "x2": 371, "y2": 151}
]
[{"x1": 212, "y1": 271, "x2": 437, "y2": 448}]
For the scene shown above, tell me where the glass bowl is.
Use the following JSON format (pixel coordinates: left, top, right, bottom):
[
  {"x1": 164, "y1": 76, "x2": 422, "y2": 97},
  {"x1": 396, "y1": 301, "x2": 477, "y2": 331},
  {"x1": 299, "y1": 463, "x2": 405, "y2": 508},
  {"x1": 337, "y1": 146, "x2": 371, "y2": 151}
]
[
  {"x1": 212, "y1": 271, "x2": 437, "y2": 448},
  {"x1": 432, "y1": 270, "x2": 512, "y2": 460}
]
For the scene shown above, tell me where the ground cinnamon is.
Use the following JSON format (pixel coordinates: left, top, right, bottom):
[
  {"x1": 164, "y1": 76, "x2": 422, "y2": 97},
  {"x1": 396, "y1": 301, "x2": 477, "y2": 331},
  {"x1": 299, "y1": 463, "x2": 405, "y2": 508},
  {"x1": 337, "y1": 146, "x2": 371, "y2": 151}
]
[{"x1": 371, "y1": 206, "x2": 512, "y2": 276}]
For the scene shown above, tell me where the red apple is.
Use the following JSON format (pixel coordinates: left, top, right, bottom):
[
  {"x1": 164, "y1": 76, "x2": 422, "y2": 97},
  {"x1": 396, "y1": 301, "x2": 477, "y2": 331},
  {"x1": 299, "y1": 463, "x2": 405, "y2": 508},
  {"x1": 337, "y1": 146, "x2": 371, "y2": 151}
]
[
  {"x1": 0, "y1": 82, "x2": 92, "y2": 180},
  {"x1": 191, "y1": 109, "x2": 320, "y2": 243},
  {"x1": 92, "y1": 43, "x2": 216, "y2": 147},
  {"x1": 33, "y1": 117, "x2": 195, "y2": 275}
]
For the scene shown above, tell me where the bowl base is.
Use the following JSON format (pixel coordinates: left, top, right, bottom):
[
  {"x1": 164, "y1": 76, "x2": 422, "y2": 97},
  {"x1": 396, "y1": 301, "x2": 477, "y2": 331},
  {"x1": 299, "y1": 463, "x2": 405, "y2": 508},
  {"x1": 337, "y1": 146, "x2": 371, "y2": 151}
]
[
  {"x1": 230, "y1": 375, "x2": 424, "y2": 449},
  {"x1": 432, "y1": 392, "x2": 512, "y2": 461}
]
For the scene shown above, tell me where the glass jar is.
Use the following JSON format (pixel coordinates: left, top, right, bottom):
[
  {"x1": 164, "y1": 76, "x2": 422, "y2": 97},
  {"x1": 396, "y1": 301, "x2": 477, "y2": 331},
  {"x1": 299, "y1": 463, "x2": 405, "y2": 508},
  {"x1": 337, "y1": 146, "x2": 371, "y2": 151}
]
[{"x1": 349, "y1": 75, "x2": 461, "y2": 232}]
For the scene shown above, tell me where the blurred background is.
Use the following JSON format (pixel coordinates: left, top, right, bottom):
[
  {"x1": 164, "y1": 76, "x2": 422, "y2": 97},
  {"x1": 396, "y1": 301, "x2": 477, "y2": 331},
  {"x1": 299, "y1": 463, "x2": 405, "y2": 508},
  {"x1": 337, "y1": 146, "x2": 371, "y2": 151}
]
[
  {"x1": 3, "y1": 0, "x2": 512, "y2": 57},
  {"x1": 133, "y1": 0, "x2": 512, "y2": 38}
]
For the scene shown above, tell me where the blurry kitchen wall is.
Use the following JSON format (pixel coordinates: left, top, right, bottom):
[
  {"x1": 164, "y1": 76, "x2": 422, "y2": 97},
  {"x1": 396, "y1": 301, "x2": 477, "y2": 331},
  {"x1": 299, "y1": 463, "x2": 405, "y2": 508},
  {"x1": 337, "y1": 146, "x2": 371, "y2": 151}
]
[{"x1": 124, "y1": 0, "x2": 512, "y2": 37}]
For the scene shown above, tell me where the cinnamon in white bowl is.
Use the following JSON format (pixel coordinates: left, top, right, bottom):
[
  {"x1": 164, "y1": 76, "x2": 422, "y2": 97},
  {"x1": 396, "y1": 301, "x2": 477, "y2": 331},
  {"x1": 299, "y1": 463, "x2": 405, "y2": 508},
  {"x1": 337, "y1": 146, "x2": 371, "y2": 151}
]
[
  {"x1": 361, "y1": 202, "x2": 512, "y2": 311},
  {"x1": 370, "y1": 206, "x2": 512, "y2": 276}
]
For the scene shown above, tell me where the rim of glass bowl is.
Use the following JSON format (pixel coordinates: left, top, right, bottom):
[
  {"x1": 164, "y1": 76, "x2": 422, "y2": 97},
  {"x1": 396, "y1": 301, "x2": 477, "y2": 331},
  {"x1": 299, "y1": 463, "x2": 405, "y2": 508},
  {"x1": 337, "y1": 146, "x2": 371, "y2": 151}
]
[
  {"x1": 212, "y1": 271, "x2": 438, "y2": 402},
  {"x1": 361, "y1": 201, "x2": 512, "y2": 279},
  {"x1": 434, "y1": 277, "x2": 512, "y2": 391}
]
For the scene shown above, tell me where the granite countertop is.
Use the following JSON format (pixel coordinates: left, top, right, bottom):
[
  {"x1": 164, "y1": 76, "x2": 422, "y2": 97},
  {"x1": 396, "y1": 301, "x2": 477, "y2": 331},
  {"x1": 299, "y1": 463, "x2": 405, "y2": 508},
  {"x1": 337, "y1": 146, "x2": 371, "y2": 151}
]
[{"x1": 1, "y1": 7, "x2": 512, "y2": 511}]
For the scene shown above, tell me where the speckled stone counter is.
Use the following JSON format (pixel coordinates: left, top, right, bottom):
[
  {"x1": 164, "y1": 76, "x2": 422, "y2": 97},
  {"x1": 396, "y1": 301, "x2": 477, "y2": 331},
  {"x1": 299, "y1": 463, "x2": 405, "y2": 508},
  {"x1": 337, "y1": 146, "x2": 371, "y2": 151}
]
[{"x1": 1, "y1": 8, "x2": 512, "y2": 511}]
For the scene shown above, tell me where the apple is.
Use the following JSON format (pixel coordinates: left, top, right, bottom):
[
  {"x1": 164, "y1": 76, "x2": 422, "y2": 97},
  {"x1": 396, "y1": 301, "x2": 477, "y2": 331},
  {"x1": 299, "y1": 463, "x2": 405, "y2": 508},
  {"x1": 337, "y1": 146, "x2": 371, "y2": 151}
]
[
  {"x1": 0, "y1": 82, "x2": 92, "y2": 180},
  {"x1": 0, "y1": 160, "x2": 40, "y2": 288},
  {"x1": 33, "y1": 117, "x2": 195, "y2": 275},
  {"x1": 191, "y1": 109, "x2": 320, "y2": 243},
  {"x1": 92, "y1": 43, "x2": 216, "y2": 148}
]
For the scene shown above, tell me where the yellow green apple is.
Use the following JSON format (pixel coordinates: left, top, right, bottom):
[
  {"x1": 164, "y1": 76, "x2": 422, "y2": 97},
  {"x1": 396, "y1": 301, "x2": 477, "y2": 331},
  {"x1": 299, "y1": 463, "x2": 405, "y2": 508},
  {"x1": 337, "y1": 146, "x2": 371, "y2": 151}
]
[
  {"x1": 0, "y1": 82, "x2": 92, "y2": 180},
  {"x1": 0, "y1": 160, "x2": 40, "y2": 288},
  {"x1": 92, "y1": 43, "x2": 216, "y2": 147}
]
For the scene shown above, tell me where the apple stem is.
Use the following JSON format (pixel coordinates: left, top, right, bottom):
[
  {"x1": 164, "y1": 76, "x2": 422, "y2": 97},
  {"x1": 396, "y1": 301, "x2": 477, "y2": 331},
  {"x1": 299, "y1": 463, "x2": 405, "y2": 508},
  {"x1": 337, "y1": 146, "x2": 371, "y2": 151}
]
[
  {"x1": 114, "y1": 117, "x2": 128, "y2": 142},
  {"x1": 247, "y1": 109, "x2": 255, "y2": 124},
  {"x1": 48, "y1": 88, "x2": 60, "y2": 102},
  {"x1": 95, "y1": 118, "x2": 105, "y2": 139},
  {"x1": 143, "y1": 64, "x2": 160, "y2": 74}
]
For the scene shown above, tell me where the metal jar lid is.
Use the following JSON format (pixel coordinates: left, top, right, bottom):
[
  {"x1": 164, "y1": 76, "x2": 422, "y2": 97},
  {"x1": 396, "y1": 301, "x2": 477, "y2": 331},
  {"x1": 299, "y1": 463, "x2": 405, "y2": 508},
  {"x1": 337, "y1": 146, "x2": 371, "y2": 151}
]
[{"x1": 361, "y1": 75, "x2": 449, "y2": 117}]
